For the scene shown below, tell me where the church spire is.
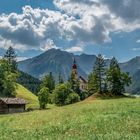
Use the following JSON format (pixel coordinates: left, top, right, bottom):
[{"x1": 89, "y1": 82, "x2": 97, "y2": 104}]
[
  {"x1": 72, "y1": 58, "x2": 77, "y2": 78},
  {"x1": 72, "y1": 58, "x2": 77, "y2": 69}
]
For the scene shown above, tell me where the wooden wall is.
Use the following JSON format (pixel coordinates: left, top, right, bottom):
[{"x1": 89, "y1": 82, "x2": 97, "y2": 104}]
[{"x1": 0, "y1": 103, "x2": 25, "y2": 114}]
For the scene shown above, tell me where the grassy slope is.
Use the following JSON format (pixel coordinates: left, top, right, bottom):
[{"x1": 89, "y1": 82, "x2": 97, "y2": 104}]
[
  {"x1": 15, "y1": 84, "x2": 39, "y2": 109},
  {"x1": 0, "y1": 97, "x2": 140, "y2": 140}
]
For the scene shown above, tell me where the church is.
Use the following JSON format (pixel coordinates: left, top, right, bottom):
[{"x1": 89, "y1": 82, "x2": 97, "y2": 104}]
[{"x1": 71, "y1": 59, "x2": 88, "y2": 91}]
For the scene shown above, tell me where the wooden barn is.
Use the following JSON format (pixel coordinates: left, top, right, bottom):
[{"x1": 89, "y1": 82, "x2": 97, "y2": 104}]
[{"x1": 0, "y1": 98, "x2": 26, "y2": 114}]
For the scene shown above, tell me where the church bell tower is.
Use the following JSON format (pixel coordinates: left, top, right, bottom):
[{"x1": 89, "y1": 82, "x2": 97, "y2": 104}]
[{"x1": 72, "y1": 58, "x2": 78, "y2": 79}]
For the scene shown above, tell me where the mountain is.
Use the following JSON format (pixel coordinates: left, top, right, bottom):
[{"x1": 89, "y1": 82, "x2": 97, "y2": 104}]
[
  {"x1": 126, "y1": 69, "x2": 140, "y2": 94},
  {"x1": 18, "y1": 49, "x2": 95, "y2": 81},
  {"x1": 119, "y1": 57, "x2": 140, "y2": 94},
  {"x1": 75, "y1": 54, "x2": 96, "y2": 74},
  {"x1": 120, "y1": 56, "x2": 140, "y2": 75}
]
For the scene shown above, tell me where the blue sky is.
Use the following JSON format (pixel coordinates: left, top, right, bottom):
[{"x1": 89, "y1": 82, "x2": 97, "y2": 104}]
[{"x1": 0, "y1": 0, "x2": 140, "y2": 62}]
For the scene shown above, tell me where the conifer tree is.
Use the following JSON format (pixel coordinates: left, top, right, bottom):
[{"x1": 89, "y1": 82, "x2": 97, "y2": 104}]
[
  {"x1": 41, "y1": 72, "x2": 55, "y2": 93},
  {"x1": 107, "y1": 57, "x2": 131, "y2": 95},
  {"x1": 88, "y1": 73, "x2": 99, "y2": 95},
  {"x1": 88, "y1": 54, "x2": 106, "y2": 94},
  {"x1": 3, "y1": 46, "x2": 17, "y2": 72}
]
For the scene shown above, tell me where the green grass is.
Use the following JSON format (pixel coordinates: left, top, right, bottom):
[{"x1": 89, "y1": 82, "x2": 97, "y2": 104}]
[
  {"x1": 15, "y1": 84, "x2": 39, "y2": 109},
  {"x1": 0, "y1": 97, "x2": 140, "y2": 140}
]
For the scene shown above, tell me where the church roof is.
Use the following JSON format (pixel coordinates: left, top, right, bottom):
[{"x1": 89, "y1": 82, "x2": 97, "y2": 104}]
[{"x1": 79, "y1": 76, "x2": 87, "y2": 83}]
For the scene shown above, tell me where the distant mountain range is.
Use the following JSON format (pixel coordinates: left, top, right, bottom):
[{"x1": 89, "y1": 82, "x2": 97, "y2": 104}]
[{"x1": 18, "y1": 49, "x2": 140, "y2": 94}]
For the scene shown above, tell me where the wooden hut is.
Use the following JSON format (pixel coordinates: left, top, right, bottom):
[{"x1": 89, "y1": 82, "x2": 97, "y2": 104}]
[{"x1": 0, "y1": 98, "x2": 26, "y2": 114}]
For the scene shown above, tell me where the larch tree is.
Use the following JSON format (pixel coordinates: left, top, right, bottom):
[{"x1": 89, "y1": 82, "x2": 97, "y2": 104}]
[{"x1": 88, "y1": 54, "x2": 106, "y2": 94}]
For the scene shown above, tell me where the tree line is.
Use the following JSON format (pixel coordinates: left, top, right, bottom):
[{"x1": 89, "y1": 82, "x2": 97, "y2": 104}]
[
  {"x1": 38, "y1": 54, "x2": 131, "y2": 109},
  {"x1": 38, "y1": 71, "x2": 88, "y2": 109}
]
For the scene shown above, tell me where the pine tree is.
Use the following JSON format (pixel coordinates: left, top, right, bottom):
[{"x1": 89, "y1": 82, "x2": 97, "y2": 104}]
[
  {"x1": 3, "y1": 46, "x2": 17, "y2": 72},
  {"x1": 88, "y1": 54, "x2": 106, "y2": 94},
  {"x1": 88, "y1": 73, "x2": 99, "y2": 95},
  {"x1": 107, "y1": 57, "x2": 131, "y2": 95},
  {"x1": 41, "y1": 72, "x2": 55, "y2": 93}
]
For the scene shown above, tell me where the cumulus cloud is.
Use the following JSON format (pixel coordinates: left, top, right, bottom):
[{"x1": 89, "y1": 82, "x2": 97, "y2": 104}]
[
  {"x1": 101, "y1": 0, "x2": 140, "y2": 23},
  {"x1": 54, "y1": 0, "x2": 140, "y2": 32},
  {"x1": 0, "y1": 6, "x2": 72, "y2": 51},
  {"x1": 0, "y1": 5, "x2": 113, "y2": 51},
  {"x1": 40, "y1": 39, "x2": 58, "y2": 51},
  {"x1": 136, "y1": 39, "x2": 140, "y2": 43},
  {"x1": 0, "y1": 1, "x2": 140, "y2": 52},
  {"x1": 65, "y1": 43, "x2": 84, "y2": 53}
]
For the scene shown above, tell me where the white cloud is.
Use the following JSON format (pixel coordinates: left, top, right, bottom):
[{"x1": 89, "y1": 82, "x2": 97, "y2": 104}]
[
  {"x1": 131, "y1": 48, "x2": 140, "y2": 51},
  {"x1": 0, "y1": 6, "x2": 72, "y2": 51},
  {"x1": 0, "y1": 5, "x2": 114, "y2": 52},
  {"x1": 40, "y1": 39, "x2": 58, "y2": 51},
  {"x1": 66, "y1": 46, "x2": 83, "y2": 53},
  {"x1": 136, "y1": 40, "x2": 140, "y2": 43},
  {"x1": 54, "y1": 0, "x2": 140, "y2": 33},
  {"x1": 0, "y1": 0, "x2": 140, "y2": 52}
]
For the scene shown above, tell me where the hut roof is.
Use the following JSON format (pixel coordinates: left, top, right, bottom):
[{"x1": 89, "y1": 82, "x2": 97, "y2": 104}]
[{"x1": 0, "y1": 98, "x2": 27, "y2": 105}]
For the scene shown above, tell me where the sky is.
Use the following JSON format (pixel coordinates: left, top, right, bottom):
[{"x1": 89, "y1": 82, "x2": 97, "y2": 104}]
[{"x1": 0, "y1": 0, "x2": 140, "y2": 62}]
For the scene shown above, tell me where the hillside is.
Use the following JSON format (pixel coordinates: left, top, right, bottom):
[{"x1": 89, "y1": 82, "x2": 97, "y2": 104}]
[
  {"x1": 16, "y1": 84, "x2": 39, "y2": 109},
  {"x1": 0, "y1": 97, "x2": 139, "y2": 139},
  {"x1": 17, "y1": 71, "x2": 41, "y2": 94}
]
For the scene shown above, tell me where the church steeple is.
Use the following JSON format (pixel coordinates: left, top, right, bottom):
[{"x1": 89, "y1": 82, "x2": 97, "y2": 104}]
[
  {"x1": 72, "y1": 58, "x2": 77, "y2": 78},
  {"x1": 72, "y1": 58, "x2": 77, "y2": 70}
]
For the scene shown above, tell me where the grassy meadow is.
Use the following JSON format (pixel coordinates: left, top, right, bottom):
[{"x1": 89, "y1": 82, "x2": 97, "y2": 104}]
[{"x1": 0, "y1": 96, "x2": 140, "y2": 140}]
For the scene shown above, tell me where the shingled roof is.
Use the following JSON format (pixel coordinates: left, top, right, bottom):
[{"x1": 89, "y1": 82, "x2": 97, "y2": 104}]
[{"x1": 0, "y1": 98, "x2": 27, "y2": 105}]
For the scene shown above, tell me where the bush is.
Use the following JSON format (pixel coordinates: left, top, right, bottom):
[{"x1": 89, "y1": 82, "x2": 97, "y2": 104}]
[
  {"x1": 66, "y1": 92, "x2": 80, "y2": 104},
  {"x1": 52, "y1": 83, "x2": 72, "y2": 106}
]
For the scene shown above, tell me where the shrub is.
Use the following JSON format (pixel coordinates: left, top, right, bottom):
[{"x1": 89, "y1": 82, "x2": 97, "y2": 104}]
[
  {"x1": 66, "y1": 92, "x2": 80, "y2": 104},
  {"x1": 52, "y1": 83, "x2": 72, "y2": 106}
]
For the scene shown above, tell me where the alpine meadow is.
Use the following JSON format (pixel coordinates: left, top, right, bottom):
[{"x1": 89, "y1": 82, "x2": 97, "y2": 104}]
[{"x1": 0, "y1": 0, "x2": 140, "y2": 140}]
